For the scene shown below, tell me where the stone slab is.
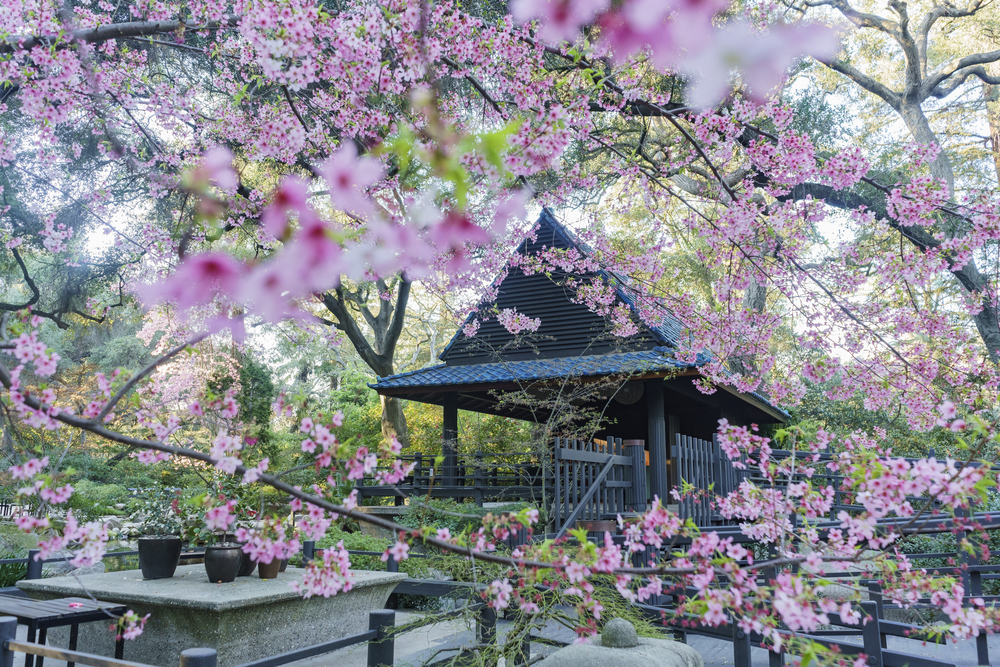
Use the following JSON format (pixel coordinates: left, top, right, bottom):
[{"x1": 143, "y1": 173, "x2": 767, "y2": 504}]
[
  {"x1": 17, "y1": 564, "x2": 406, "y2": 667},
  {"x1": 354, "y1": 506, "x2": 407, "y2": 540}
]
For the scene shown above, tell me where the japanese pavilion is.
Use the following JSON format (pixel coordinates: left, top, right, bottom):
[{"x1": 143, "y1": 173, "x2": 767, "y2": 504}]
[{"x1": 369, "y1": 210, "x2": 786, "y2": 518}]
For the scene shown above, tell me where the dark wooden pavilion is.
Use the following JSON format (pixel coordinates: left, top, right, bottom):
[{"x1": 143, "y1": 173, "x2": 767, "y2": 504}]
[{"x1": 369, "y1": 210, "x2": 786, "y2": 523}]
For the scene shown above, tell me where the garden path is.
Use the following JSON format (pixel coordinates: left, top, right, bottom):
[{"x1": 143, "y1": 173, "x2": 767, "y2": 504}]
[{"x1": 9, "y1": 612, "x2": 999, "y2": 667}]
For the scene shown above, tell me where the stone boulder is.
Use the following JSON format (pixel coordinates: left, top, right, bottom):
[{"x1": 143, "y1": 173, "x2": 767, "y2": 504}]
[{"x1": 536, "y1": 619, "x2": 703, "y2": 667}]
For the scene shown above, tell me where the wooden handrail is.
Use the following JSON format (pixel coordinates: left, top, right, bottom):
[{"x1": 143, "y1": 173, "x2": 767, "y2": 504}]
[
  {"x1": 5, "y1": 640, "x2": 152, "y2": 667},
  {"x1": 553, "y1": 454, "x2": 615, "y2": 541}
]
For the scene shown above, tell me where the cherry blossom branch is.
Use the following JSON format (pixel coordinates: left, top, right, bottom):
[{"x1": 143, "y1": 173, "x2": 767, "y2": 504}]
[
  {"x1": 0, "y1": 17, "x2": 240, "y2": 54},
  {"x1": 93, "y1": 333, "x2": 210, "y2": 423},
  {"x1": 440, "y1": 56, "x2": 505, "y2": 117},
  {"x1": 282, "y1": 86, "x2": 311, "y2": 132},
  {"x1": 521, "y1": 36, "x2": 739, "y2": 202}
]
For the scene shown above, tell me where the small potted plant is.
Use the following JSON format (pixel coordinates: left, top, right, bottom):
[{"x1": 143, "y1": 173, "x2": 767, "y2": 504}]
[
  {"x1": 130, "y1": 489, "x2": 184, "y2": 580},
  {"x1": 235, "y1": 516, "x2": 299, "y2": 580},
  {"x1": 184, "y1": 495, "x2": 244, "y2": 583}
]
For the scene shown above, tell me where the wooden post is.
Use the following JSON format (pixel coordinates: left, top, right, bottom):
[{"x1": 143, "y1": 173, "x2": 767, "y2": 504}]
[
  {"x1": 26, "y1": 550, "x2": 41, "y2": 580},
  {"x1": 961, "y1": 510, "x2": 990, "y2": 666},
  {"x1": 0, "y1": 617, "x2": 15, "y2": 667},
  {"x1": 667, "y1": 414, "x2": 679, "y2": 491},
  {"x1": 179, "y1": 649, "x2": 217, "y2": 667},
  {"x1": 474, "y1": 450, "x2": 485, "y2": 507},
  {"x1": 733, "y1": 624, "x2": 751, "y2": 667},
  {"x1": 442, "y1": 393, "x2": 459, "y2": 488},
  {"x1": 512, "y1": 630, "x2": 530, "y2": 667},
  {"x1": 767, "y1": 544, "x2": 784, "y2": 667},
  {"x1": 646, "y1": 379, "x2": 669, "y2": 504},
  {"x1": 414, "y1": 453, "x2": 422, "y2": 493},
  {"x1": 861, "y1": 601, "x2": 883, "y2": 667},
  {"x1": 477, "y1": 606, "x2": 497, "y2": 646},
  {"x1": 623, "y1": 439, "x2": 647, "y2": 512},
  {"x1": 554, "y1": 439, "x2": 562, "y2": 533},
  {"x1": 367, "y1": 609, "x2": 395, "y2": 667},
  {"x1": 868, "y1": 582, "x2": 887, "y2": 649}
]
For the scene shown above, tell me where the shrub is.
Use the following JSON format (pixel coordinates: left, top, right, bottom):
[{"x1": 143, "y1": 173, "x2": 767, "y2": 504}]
[
  {"x1": 316, "y1": 527, "x2": 430, "y2": 579},
  {"x1": 396, "y1": 499, "x2": 540, "y2": 537},
  {"x1": 0, "y1": 548, "x2": 27, "y2": 587}
]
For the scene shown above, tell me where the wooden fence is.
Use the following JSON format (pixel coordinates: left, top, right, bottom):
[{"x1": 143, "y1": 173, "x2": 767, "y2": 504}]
[
  {"x1": 672, "y1": 434, "x2": 751, "y2": 527},
  {"x1": 551, "y1": 436, "x2": 636, "y2": 536},
  {"x1": 357, "y1": 433, "x2": 755, "y2": 529}
]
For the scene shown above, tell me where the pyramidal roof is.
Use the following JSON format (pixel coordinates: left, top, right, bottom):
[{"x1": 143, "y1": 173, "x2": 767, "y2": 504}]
[{"x1": 437, "y1": 209, "x2": 689, "y2": 365}]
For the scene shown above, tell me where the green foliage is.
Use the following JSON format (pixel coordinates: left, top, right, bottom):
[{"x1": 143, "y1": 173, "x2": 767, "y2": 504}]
[
  {"x1": 127, "y1": 487, "x2": 184, "y2": 537},
  {"x1": 316, "y1": 526, "x2": 430, "y2": 579},
  {"x1": 0, "y1": 549, "x2": 27, "y2": 587},
  {"x1": 60, "y1": 449, "x2": 158, "y2": 489},
  {"x1": 209, "y1": 351, "x2": 276, "y2": 460},
  {"x1": 789, "y1": 384, "x2": 958, "y2": 457},
  {"x1": 89, "y1": 335, "x2": 154, "y2": 372},
  {"x1": 397, "y1": 499, "x2": 539, "y2": 538},
  {"x1": 237, "y1": 353, "x2": 277, "y2": 458},
  {"x1": 104, "y1": 551, "x2": 140, "y2": 574},
  {"x1": 65, "y1": 480, "x2": 129, "y2": 522}
]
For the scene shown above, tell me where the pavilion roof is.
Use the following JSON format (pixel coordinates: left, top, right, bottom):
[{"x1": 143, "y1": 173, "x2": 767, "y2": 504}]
[
  {"x1": 369, "y1": 210, "x2": 788, "y2": 422},
  {"x1": 370, "y1": 348, "x2": 694, "y2": 392}
]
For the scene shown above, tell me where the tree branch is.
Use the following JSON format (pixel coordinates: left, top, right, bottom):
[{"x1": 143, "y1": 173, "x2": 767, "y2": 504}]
[
  {"x1": 886, "y1": 0, "x2": 923, "y2": 96},
  {"x1": 383, "y1": 277, "x2": 411, "y2": 357},
  {"x1": 816, "y1": 57, "x2": 902, "y2": 108},
  {"x1": 94, "y1": 332, "x2": 210, "y2": 423},
  {"x1": 924, "y1": 57, "x2": 1000, "y2": 99},
  {"x1": 0, "y1": 16, "x2": 240, "y2": 54},
  {"x1": 321, "y1": 290, "x2": 389, "y2": 374},
  {"x1": 0, "y1": 247, "x2": 41, "y2": 312}
]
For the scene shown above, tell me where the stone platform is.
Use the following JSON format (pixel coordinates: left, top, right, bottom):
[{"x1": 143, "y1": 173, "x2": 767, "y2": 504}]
[{"x1": 17, "y1": 564, "x2": 406, "y2": 667}]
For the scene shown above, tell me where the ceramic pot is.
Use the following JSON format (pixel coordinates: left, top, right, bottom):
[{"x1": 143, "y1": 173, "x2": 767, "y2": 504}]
[
  {"x1": 257, "y1": 558, "x2": 281, "y2": 579},
  {"x1": 204, "y1": 544, "x2": 242, "y2": 583},
  {"x1": 237, "y1": 548, "x2": 256, "y2": 577},
  {"x1": 137, "y1": 536, "x2": 182, "y2": 580},
  {"x1": 279, "y1": 558, "x2": 288, "y2": 573}
]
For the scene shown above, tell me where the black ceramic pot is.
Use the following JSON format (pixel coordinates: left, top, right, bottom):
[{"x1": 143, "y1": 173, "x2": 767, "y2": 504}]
[
  {"x1": 137, "y1": 536, "x2": 182, "y2": 580},
  {"x1": 204, "y1": 544, "x2": 243, "y2": 583},
  {"x1": 237, "y1": 548, "x2": 256, "y2": 577},
  {"x1": 279, "y1": 558, "x2": 288, "y2": 573}
]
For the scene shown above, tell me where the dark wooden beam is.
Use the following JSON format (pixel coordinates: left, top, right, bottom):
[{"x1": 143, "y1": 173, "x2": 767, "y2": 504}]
[
  {"x1": 715, "y1": 384, "x2": 788, "y2": 423},
  {"x1": 442, "y1": 392, "x2": 458, "y2": 487},
  {"x1": 646, "y1": 379, "x2": 669, "y2": 506}
]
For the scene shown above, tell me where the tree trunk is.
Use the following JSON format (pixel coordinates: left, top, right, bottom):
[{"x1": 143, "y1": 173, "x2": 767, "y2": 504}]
[
  {"x1": 728, "y1": 274, "x2": 766, "y2": 378},
  {"x1": 983, "y1": 80, "x2": 1000, "y2": 184},
  {"x1": 320, "y1": 279, "x2": 413, "y2": 447},
  {"x1": 380, "y1": 394, "x2": 410, "y2": 447},
  {"x1": 898, "y1": 100, "x2": 955, "y2": 195}
]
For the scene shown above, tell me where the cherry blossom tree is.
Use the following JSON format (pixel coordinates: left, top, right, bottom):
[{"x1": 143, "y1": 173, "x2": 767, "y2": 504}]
[{"x1": 4, "y1": 0, "x2": 1000, "y2": 659}]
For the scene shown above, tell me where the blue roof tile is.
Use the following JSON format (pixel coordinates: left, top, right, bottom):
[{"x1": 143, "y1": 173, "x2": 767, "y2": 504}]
[{"x1": 370, "y1": 349, "x2": 693, "y2": 390}]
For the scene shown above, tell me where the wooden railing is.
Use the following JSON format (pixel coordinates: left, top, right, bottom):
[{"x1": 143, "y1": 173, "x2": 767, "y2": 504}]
[{"x1": 356, "y1": 449, "x2": 550, "y2": 506}]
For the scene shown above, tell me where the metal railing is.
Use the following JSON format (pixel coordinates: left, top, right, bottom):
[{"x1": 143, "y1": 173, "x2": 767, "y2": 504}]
[{"x1": 0, "y1": 612, "x2": 397, "y2": 667}]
